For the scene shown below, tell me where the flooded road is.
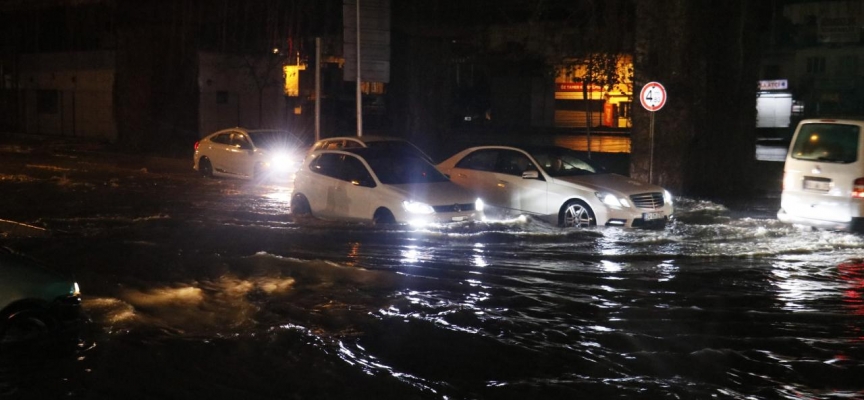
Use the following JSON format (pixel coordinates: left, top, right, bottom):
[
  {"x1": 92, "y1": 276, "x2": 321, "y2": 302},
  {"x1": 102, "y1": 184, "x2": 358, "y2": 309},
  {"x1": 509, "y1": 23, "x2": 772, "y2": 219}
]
[{"x1": 1, "y1": 142, "x2": 863, "y2": 399}]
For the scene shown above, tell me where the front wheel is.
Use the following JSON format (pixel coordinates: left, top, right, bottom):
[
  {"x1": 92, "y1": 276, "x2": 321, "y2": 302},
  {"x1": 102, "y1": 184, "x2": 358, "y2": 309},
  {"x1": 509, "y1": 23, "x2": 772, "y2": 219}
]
[
  {"x1": 0, "y1": 309, "x2": 53, "y2": 346},
  {"x1": 373, "y1": 208, "x2": 396, "y2": 225},
  {"x1": 559, "y1": 200, "x2": 596, "y2": 228}
]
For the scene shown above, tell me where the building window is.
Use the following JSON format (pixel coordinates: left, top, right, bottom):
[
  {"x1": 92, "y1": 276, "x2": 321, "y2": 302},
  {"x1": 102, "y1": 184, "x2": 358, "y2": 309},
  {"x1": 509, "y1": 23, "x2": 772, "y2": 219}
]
[
  {"x1": 216, "y1": 91, "x2": 229, "y2": 104},
  {"x1": 838, "y1": 55, "x2": 858, "y2": 78},
  {"x1": 37, "y1": 90, "x2": 58, "y2": 114},
  {"x1": 806, "y1": 57, "x2": 826, "y2": 74},
  {"x1": 618, "y1": 102, "x2": 632, "y2": 120}
]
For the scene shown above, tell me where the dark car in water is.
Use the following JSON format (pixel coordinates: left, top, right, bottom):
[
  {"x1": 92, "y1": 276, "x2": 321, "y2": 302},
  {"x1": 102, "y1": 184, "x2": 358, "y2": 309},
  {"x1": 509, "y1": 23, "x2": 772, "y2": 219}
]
[{"x1": 0, "y1": 247, "x2": 81, "y2": 350}]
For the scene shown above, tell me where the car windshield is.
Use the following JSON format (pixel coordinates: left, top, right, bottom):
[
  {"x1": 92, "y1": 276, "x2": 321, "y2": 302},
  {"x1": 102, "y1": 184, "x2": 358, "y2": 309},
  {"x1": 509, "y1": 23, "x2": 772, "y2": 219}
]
[
  {"x1": 791, "y1": 123, "x2": 859, "y2": 163},
  {"x1": 364, "y1": 155, "x2": 450, "y2": 184},
  {"x1": 527, "y1": 148, "x2": 603, "y2": 177},
  {"x1": 247, "y1": 130, "x2": 307, "y2": 150}
]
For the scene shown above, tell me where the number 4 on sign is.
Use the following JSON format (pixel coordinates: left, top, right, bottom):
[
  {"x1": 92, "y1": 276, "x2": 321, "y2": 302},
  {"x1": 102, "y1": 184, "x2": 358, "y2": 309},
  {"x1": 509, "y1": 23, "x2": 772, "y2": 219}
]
[{"x1": 640, "y1": 82, "x2": 666, "y2": 112}]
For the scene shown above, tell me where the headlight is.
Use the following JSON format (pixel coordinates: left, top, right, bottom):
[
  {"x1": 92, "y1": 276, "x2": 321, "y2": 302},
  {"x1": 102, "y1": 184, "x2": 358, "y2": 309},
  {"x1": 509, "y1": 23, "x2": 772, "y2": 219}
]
[
  {"x1": 596, "y1": 192, "x2": 628, "y2": 207},
  {"x1": 270, "y1": 152, "x2": 295, "y2": 171},
  {"x1": 402, "y1": 200, "x2": 434, "y2": 214},
  {"x1": 72, "y1": 281, "x2": 81, "y2": 297},
  {"x1": 475, "y1": 198, "x2": 485, "y2": 212},
  {"x1": 664, "y1": 190, "x2": 674, "y2": 205}
]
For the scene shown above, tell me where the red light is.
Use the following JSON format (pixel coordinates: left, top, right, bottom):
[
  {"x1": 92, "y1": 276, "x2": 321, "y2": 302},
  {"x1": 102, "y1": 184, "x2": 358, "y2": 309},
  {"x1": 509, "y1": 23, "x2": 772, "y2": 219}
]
[
  {"x1": 194, "y1": 141, "x2": 200, "y2": 151},
  {"x1": 853, "y1": 178, "x2": 864, "y2": 198}
]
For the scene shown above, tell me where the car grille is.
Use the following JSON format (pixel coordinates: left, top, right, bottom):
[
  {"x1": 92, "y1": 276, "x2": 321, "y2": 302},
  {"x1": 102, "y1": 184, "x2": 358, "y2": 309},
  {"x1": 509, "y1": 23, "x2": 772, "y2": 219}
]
[
  {"x1": 433, "y1": 203, "x2": 475, "y2": 213},
  {"x1": 630, "y1": 192, "x2": 665, "y2": 209}
]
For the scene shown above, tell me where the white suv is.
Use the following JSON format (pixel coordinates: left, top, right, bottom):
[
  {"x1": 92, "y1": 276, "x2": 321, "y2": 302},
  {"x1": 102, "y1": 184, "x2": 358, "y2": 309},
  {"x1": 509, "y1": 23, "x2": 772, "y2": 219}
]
[{"x1": 778, "y1": 118, "x2": 864, "y2": 232}]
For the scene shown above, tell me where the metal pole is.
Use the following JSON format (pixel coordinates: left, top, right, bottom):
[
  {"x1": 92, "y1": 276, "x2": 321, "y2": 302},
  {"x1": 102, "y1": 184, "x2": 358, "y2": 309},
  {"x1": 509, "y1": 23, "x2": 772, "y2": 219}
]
[
  {"x1": 649, "y1": 111, "x2": 655, "y2": 184},
  {"x1": 315, "y1": 37, "x2": 321, "y2": 142},
  {"x1": 355, "y1": 0, "x2": 363, "y2": 137}
]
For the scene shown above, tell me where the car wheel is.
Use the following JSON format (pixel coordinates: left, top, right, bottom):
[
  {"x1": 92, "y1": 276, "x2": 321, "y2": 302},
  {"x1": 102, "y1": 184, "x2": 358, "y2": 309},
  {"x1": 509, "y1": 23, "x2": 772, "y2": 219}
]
[
  {"x1": 560, "y1": 200, "x2": 596, "y2": 228},
  {"x1": 0, "y1": 308, "x2": 53, "y2": 346},
  {"x1": 198, "y1": 157, "x2": 214, "y2": 178},
  {"x1": 290, "y1": 194, "x2": 312, "y2": 216},
  {"x1": 373, "y1": 208, "x2": 396, "y2": 225}
]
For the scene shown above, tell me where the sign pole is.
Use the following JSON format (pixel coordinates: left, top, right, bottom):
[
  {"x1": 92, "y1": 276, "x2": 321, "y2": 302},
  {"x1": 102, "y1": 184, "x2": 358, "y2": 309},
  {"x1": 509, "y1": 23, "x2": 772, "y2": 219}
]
[
  {"x1": 315, "y1": 37, "x2": 321, "y2": 142},
  {"x1": 355, "y1": 0, "x2": 363, "y2": 137},
  {"x1": 649, "y1": 111, "x2": 655, "y2": 184},
  {"x1": 639, "y1": 81, "x2": 666, "y2": 185}
]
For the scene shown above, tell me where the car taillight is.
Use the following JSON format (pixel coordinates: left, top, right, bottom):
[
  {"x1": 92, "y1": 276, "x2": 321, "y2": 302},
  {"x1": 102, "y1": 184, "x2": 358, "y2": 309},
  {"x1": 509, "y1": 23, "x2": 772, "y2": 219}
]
[
  {"x1": 194, "y1": 141, "x2": 200, "y2": 151},
  {"x1": 853, "y1": 178, "x2": 864, "y2": 198}
]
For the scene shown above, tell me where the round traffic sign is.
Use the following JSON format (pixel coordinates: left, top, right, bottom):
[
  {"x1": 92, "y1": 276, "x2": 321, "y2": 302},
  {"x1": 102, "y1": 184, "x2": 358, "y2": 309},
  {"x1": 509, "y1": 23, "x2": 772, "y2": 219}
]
[{"x1": 640, "y1": 81, "x2": 667, "y2": 112}]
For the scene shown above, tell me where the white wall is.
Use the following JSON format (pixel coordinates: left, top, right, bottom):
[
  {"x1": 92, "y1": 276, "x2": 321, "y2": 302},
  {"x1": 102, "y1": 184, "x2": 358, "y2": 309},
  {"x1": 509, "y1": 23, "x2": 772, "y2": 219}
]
[
  {"x1": 198, "y1": 52, "x2": 290, "y2": 137},
  {"x1": 18, "y1": 51, "x2": 116, "y2": 141}
]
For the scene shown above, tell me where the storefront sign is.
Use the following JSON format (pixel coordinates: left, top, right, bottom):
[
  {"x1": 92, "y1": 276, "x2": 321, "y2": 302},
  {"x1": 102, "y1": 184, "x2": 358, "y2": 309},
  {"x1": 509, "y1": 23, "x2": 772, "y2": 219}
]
[
  {"x1": 758, "y1": 79, "x2": 788, "y2": 91},
  {"x1": 556, "y1": 82, "x2": 603, "y2": 92}
]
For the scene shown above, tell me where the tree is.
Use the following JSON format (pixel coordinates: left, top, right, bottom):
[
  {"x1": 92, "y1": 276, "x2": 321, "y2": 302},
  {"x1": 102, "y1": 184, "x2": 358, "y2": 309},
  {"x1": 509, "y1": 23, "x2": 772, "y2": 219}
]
[{"x1": 631, "y1": 0, "x2": 768, "y2": 197}]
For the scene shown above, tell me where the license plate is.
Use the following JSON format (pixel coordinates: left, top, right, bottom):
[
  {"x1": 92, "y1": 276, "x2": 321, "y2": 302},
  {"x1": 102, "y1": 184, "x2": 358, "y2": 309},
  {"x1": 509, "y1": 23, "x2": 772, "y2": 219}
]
[
  {"x1": 643, "y1": 212, "x2": 664, "y2": 221},
  {"x1": 451, "y1": 216, "x2": 466, "y2": 222},
  {"x1": 803, "y1": 177, "x2": 831, "y2": 192}
]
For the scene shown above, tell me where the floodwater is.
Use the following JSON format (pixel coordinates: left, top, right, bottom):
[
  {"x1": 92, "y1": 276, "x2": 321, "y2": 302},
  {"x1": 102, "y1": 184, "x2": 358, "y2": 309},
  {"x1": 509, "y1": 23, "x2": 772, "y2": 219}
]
[{"x1": 1, "y1": 143, "x2": 863, "y2": 399}]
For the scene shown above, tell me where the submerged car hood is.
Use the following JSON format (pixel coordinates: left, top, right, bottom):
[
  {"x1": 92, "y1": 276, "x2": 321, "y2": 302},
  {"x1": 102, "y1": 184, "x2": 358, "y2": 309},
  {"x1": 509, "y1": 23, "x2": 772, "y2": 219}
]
[
  {"x1": 388, "y1": 181, "x2": 477, "y2": 205},
  {"x1": 0, "y1": 250, "x2": 75, "y2": 309},
  {"x1": 551, "y1": 173, "x2": 664, "y2": 195}
]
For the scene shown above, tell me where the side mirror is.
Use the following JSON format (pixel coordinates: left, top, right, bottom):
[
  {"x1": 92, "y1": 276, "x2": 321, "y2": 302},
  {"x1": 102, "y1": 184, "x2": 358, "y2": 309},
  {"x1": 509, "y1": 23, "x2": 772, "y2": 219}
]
[{"x1": 522, "y1": 170, "x2": 540, "y2": 179}]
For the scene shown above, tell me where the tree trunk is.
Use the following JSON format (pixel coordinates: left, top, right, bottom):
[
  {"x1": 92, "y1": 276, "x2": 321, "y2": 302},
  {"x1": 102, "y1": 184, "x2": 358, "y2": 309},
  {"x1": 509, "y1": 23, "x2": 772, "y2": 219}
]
[{"x1": 632, "y1": 0, "x2": 763, "y2": 198}]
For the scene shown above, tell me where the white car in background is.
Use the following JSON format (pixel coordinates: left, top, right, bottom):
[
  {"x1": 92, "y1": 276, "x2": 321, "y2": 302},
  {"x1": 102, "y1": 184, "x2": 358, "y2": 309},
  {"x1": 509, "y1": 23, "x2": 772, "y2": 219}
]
[
  {"x1": 437, "y1": 145, "x2": 674, "y2": 228},
  {"x1": 778, "y1": 118, "x2": 864, "y2": 232},
  {"x1": 193, "y1": 128, "x2": 309, "y2": 181},
  {"x1": 309, "y1": 136, "x2": 433, "y2": 163},
  {"x1": 291, "y1": 147, "x2": 483, "y2": 226}
]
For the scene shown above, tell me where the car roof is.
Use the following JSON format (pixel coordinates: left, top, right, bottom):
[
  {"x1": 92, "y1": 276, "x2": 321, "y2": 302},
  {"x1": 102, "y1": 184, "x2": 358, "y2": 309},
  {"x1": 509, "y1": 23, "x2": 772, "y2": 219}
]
[
  {"x1": 460, "y1": 144, "x2": 573, "y2": 154},
  {"x1": 313, "y1": 146, "x2": 429, "y2": 160},
  {"x1": 208, "y1": 127, "x2": 289, "y2": 135},
  {"x1": 315, "y1": 135, "x2": 410, "y2": 144}
]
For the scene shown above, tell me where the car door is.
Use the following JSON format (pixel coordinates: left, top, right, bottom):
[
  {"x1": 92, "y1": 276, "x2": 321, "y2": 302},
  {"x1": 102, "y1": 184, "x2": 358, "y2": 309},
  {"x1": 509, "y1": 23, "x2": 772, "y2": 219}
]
[
  {"x1": 227, "y1": 133, "x2": 256, "y2": 177},
  {"x1": 206, "y1": 132, "x2": 234, "y2": 174},
  {"x1": 305, "y1": 153, "x2": 374, "y2": 221},
  {"x1": 447, "y1": 149, "x2": 506, "y2": 207},
  {"x1": 305, "y1": 153, "x2": 344, "y2": 219},
  {"x1": 492, "y1": 150, "x2": 548, "y2": 215},
  {"x1": 337, "y1": 154, "x2": 375, "y2": 221}
]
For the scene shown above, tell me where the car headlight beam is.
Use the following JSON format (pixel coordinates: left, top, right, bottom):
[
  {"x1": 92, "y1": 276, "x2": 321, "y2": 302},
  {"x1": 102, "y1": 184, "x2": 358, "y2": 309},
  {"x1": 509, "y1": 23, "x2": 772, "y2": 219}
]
[{"x1": 270, "y1": 151, "x2": 294, "y2": 172}]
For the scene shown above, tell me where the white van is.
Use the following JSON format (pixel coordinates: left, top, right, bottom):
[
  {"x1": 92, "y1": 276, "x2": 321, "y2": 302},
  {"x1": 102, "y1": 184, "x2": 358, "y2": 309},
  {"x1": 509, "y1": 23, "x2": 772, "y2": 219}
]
[{"x1": 777, "y1": 118, "x2": 864, "y2": 232}]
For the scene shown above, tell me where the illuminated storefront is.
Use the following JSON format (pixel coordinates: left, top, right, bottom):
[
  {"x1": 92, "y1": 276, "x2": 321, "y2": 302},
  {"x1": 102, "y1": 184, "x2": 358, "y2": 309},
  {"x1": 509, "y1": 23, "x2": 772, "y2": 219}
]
[{"x1": 554, "y1": 54, "x2": 633, "y2": 129}]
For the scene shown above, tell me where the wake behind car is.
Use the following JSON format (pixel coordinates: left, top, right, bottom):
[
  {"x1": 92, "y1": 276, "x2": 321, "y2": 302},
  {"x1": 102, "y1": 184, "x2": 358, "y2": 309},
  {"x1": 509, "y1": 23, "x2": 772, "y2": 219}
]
[
  {"x1": 193, "y1": 128, "x2": 309, "y2": 181},
  {"x1": 0, "y1": 247, "x2": 81, "y2": 349},
  {"x1": 437, "y1": 145, "x2": 673, "y2": 228},
  {"x1": 778, "y1": 118, "x2": 864, "y2": 232},
  {"x1": 291, "y1": 148, "x2": 484, "y2": 226}
]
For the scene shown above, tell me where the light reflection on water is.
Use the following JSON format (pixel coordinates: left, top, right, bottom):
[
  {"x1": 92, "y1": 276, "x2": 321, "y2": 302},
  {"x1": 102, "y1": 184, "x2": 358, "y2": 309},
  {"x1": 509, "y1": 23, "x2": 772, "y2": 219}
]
[{"x1": 8, "y1": 195, "x2": 864, "y2": 399}]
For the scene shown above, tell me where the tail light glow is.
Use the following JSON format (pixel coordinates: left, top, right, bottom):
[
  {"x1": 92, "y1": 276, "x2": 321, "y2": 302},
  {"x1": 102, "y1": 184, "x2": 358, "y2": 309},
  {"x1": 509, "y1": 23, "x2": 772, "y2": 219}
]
[{"x1": 853, "y1": 178, "x2": 864, "y2": 198}]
